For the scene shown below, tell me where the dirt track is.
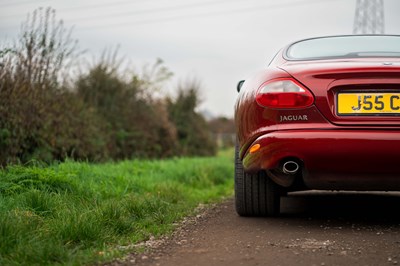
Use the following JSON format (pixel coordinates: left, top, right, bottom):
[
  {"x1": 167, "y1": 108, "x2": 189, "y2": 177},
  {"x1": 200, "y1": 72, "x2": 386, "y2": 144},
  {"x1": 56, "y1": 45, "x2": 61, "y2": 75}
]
[{"x1": 115, "y1": 191, "x2": 400, "y2": 266}]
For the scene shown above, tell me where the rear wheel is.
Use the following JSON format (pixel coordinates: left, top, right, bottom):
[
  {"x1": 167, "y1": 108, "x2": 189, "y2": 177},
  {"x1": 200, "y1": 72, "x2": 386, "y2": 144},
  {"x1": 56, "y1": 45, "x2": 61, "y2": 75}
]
[{"x1": 234, "y1": 145, "x2": 281, "y2": 216}]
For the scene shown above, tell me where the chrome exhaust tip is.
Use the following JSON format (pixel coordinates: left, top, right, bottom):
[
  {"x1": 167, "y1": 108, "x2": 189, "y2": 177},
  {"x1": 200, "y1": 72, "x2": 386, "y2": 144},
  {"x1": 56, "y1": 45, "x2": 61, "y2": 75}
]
[{"x1": 282, "y1": 161, "x2": 300, "y2": 175}]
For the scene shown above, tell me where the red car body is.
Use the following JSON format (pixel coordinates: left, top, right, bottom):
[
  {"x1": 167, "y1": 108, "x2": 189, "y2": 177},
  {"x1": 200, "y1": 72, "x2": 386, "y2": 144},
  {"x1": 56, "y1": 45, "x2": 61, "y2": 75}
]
[{"x1": 234, "y1": 35, "x2": 400, "y2": 216}]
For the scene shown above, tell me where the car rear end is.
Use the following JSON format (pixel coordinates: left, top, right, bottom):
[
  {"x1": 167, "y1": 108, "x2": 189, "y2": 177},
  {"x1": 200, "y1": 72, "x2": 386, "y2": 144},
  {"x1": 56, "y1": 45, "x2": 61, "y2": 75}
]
[{"x1": 236, "y1": 35, "x2": 400, "y2": 193}]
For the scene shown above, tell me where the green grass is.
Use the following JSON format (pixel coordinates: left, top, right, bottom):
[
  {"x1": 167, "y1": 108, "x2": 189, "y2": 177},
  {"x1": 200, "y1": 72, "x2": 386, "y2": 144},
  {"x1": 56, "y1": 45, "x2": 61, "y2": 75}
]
[{"x1": 0, "y1": 149, "x2": 234, "y2": 265}]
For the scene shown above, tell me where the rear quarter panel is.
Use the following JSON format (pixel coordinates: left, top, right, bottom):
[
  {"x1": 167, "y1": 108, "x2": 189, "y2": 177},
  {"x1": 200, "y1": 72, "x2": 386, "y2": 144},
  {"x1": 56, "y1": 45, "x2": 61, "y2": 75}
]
[{"x1": 235, "y1": 67, "x2": 332, "y2": 160}]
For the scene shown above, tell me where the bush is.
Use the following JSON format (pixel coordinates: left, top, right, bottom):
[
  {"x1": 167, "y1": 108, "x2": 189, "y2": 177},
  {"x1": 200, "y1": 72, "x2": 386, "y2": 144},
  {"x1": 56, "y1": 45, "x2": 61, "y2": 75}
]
[
  {"x1": 167, "y1": 80, "x2": 216, "y2": 156},
  {"x1": 76, "y1": 57, "x2": 179, "y2": 159},
  {"x1": 0, "y1": 8, "x2": 216, "y2": 165},
  {"x1": 0, "y1": 8, "x2": 112, "y2": 165}
]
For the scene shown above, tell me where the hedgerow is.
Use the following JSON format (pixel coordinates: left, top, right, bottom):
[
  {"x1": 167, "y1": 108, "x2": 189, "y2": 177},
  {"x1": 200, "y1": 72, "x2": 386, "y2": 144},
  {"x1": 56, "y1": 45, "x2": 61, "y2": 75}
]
[{"x1": 0, "y1": 7, "x2": 216, "y2": 165}]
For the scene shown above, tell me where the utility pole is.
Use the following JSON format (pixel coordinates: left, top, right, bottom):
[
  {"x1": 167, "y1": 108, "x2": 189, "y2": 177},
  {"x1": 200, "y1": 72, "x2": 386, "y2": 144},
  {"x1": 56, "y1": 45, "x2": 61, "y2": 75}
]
[{"x1": 353, "y1": 0, "x2": 384, "y2": 34}]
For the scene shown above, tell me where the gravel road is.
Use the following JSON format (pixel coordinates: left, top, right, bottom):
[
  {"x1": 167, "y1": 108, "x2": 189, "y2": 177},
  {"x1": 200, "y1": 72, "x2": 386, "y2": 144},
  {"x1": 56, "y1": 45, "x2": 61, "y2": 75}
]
[{"x1": 114, "y1": 191, "x2": 400, "y2": 266}]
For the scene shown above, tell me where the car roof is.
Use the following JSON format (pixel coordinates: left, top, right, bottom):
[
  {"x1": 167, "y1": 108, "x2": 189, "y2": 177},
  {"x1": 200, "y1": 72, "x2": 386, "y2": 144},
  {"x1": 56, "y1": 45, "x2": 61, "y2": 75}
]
[{"x1": 283, "y1": 35, "x2": 400, "y2": 61}]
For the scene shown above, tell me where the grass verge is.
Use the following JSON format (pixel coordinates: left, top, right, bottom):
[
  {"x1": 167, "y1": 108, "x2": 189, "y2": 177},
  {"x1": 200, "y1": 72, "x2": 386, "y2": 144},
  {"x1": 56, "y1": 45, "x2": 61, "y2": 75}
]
[{"x1": 0, "y1": 149, "x2": 234, "y2": 265}]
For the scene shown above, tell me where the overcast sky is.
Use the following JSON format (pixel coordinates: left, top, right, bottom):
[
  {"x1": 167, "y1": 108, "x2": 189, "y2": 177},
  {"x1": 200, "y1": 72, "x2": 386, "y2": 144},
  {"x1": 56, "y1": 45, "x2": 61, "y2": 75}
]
[{"x1": 1, "y1": 0, "x2": 400, "y2": 118}]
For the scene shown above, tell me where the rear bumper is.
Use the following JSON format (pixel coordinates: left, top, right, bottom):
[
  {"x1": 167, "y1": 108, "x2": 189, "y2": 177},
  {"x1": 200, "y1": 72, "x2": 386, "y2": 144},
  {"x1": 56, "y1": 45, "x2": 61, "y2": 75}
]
[{"x1": 242, "y1": 129, "x2": 400, "y2": 191}]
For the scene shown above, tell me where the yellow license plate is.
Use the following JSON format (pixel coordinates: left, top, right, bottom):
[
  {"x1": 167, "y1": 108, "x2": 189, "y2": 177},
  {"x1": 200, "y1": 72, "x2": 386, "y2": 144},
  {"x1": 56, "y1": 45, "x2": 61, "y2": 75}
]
[{"x1": 337, "y1": 93, "x2": 400, "y2": 115}]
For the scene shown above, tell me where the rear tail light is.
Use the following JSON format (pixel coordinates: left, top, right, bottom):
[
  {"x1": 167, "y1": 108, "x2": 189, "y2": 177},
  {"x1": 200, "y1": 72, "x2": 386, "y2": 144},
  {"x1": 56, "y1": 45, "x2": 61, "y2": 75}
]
[{"x1": 256, "y1": 78, "x2": 314, "y2": 108}]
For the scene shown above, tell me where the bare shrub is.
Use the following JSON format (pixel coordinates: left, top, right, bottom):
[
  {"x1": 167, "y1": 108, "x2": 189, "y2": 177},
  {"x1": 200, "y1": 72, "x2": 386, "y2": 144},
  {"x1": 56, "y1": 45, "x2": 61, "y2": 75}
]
[{"x1": 0, "y1": 8, "x2": 103, "y2": 164}]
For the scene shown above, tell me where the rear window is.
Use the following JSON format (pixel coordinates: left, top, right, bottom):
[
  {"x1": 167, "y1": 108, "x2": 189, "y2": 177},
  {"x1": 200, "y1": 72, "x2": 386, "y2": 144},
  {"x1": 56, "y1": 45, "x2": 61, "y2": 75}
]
[{"x1": 285, "y1": 35, "x2": 400, "y2": 60}]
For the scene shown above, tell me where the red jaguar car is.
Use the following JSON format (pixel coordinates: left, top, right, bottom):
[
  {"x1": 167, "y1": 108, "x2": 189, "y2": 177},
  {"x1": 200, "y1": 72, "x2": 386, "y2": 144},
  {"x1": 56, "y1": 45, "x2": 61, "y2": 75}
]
[{"x1": 234, "y1": 35, "x2": 400, "y2": 216}]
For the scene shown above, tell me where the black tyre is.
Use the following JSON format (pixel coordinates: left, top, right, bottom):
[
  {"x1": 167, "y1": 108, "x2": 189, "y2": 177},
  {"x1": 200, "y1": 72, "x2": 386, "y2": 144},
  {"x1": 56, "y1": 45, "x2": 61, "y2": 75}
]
[{"x1": 234, "y1": 145, "x2": 280, "y2": 216}]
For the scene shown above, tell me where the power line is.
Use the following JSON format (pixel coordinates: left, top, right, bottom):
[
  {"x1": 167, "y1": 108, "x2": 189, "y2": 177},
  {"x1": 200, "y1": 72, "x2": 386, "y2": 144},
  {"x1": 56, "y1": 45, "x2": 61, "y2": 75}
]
[
  {"x1": 1, "y1": 0, "x2": 326, "y2": 20},
  {"x1": 0, "y1": 0, "x2": 248, "y2": 31},
  {"x1": 0, "y1": 0, "x2": 342, "y2": 32},
  {"x1": 0, "y1": 0, "x2": 50, "y2": 8},
  {"x1": 69, "y1": 0, "x2": 250, "y2": 23},
  {"x1": 77, "y1": 0, "x2": 340, "y2": 31},
  {"x1": 2, "y1": 0, "x2": 155, "y2": 19},
  {"x1": 56, "y1": 0, "x2": 141, "y2": 12}
]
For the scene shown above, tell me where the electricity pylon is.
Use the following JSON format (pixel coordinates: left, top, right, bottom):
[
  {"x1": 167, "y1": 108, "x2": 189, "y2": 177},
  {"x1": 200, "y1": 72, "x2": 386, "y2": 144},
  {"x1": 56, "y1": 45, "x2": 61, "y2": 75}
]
[{"x1": 353, "y1": 0, "x2": 384, "y2": 34}]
